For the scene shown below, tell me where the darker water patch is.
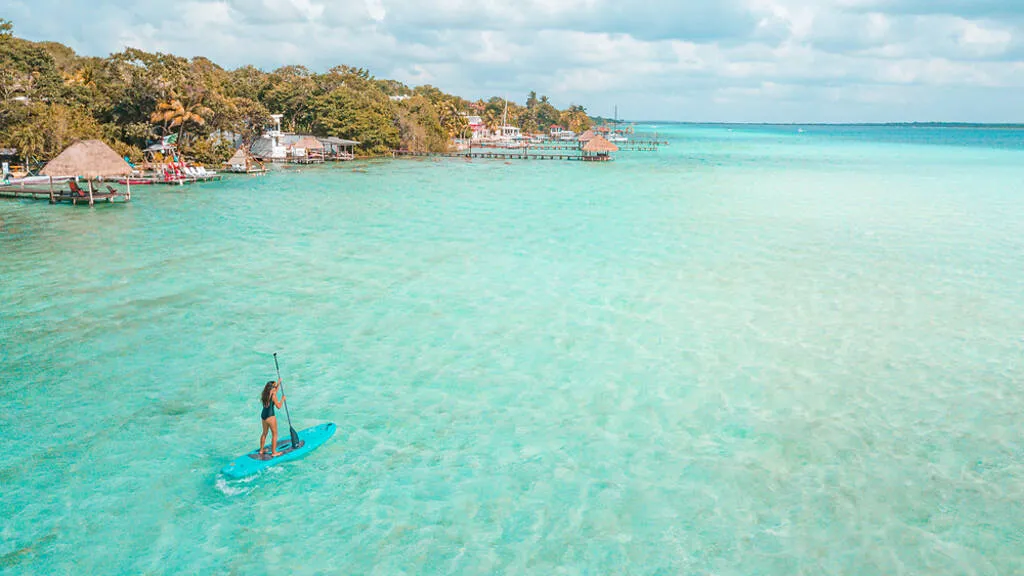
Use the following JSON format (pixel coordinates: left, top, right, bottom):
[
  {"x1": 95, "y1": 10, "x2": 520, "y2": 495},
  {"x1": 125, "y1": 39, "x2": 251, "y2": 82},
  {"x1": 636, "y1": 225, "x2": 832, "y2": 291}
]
[{"x1": 0, "y1": 533, "x2": 57, "y2": 569}]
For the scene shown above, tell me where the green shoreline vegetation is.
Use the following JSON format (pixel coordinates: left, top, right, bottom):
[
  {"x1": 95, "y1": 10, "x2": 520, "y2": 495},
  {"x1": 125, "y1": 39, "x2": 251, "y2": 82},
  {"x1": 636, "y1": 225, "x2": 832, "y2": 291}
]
[{"x1": 0, "y1": 19, "x2": 595, "y2": 167}]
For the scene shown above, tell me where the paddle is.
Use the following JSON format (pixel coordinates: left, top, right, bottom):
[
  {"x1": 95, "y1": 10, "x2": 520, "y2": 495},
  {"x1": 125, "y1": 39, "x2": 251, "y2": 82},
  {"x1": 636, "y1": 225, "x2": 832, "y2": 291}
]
[{"x1": 273, "y1": 353, "x2": 301, "y2": 449}]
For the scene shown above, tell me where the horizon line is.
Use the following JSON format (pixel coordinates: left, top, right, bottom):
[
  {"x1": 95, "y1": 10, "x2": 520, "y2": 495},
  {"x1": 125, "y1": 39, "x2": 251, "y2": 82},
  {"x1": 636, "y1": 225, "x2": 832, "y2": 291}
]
[{"x1": 606, "y1": 121, "x2": 1024, "y2": 128}]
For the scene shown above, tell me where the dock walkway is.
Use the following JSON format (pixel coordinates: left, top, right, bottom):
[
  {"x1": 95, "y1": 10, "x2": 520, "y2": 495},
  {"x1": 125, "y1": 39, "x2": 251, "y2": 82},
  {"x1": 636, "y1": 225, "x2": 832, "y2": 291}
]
[
  {"x1": 395, "y1": 150, "x2": 614, "y2": 162},
  {"x1": 0, "y1": 182, "x2": 130, "y2": 205}
]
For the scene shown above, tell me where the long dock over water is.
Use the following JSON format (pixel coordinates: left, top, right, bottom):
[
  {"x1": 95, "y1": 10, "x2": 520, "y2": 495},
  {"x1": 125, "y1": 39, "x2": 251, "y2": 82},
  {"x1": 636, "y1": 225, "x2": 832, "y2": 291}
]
[
  {"x1": 395, "y1": 150, "x2": 613, "y2": 161},
  {"x1": 0, "y1": 185, "x2": 129, "y2": 205},
  {"x1": 396, "y1": 135, "x2": 668, "y2": 162},
  {"x1": 0, "y1": 179, "x2": 130, "y2": 205},
  {"x1": 514, "y1": 140, "x2": 666, "y2": 152}
]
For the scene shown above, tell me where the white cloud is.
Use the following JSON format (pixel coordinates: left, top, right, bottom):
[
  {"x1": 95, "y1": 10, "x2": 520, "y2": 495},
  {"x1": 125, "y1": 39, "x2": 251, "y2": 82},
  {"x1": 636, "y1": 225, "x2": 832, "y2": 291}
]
[
  {"x1": 958, "y1": 20, "x2": 1013, "y2": 56},
  {"x1": 5, "y1": 0, "x2": 1024, "y2": 121}
]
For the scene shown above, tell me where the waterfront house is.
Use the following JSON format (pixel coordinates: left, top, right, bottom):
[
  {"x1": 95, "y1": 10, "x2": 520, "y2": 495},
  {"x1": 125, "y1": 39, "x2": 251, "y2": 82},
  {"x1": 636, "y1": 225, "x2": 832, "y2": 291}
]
[
  {"x1": 466, "y1": 115, "x2": 489, "y2": 140},
  {"x1": 250, "y1": 114, "x2": 293, "y2": 161},
  {"x1": 320, "y1": 137, "x2": 359, "y2": 160},
  {"x1": 550, "y1": 125, "x2": 577, "y2": 141}
]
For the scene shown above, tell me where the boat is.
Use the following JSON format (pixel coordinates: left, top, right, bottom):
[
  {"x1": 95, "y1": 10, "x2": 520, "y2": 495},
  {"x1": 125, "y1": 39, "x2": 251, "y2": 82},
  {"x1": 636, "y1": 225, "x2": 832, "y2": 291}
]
[
  {"x1": 221, "y1": 422, "x2": 336, "y2": 479},
  {"x1": 607, "y1": 105, "x2": 629, "y2": 143},
  {"x1": 493, "y1": 97, "x2": 525, "y2": 148},
  {"x1": 2, "y1": 175, "x2": 73, "y2": 186}
]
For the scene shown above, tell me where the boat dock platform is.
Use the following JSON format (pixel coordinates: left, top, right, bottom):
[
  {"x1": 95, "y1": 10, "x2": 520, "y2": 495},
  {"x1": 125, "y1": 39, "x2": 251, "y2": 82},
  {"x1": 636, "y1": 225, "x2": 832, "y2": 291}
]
[
  {"x1": 499, "y1": 141, "x2": 665, "y2": 152},
  {"x1": 394, "y1": 150, "x2": 615, "y2": 162},
  {"x1": 0, "y1": 185, "x2": 130, "y2": 205}
]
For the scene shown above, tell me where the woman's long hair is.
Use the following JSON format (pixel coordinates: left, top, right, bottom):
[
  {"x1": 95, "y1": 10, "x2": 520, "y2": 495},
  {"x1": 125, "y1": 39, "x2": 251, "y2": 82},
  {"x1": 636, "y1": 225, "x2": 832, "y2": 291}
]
[{"x1": 261, "y1": 381, "x2": 276, "y2": 407}]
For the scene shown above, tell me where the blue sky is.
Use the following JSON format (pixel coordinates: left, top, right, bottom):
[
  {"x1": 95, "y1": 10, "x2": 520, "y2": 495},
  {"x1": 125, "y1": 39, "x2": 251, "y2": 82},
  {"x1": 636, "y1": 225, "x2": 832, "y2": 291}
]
[{"x1": 5, "y1": 0, "x2": 1023, "y2": 122}]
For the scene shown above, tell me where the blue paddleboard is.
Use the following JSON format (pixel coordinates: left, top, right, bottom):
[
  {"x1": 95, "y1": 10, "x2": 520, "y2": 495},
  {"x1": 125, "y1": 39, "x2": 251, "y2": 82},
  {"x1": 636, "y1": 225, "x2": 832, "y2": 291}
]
[{"x1": 221, "y1": 422, "x2": 336, "y2": 479}]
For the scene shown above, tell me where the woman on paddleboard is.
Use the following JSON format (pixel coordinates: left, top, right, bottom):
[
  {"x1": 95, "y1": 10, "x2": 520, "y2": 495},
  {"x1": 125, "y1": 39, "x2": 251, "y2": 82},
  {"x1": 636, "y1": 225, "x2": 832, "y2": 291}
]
[{"x1": 259, "y1": 379, "x2": 286, "y2": 456}]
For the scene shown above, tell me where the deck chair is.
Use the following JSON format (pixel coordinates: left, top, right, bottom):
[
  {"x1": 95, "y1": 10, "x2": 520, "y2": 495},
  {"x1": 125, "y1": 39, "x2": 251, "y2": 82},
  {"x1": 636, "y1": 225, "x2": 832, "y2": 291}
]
[{"x1": 68, "y1": 181, "x2": 90, "y2": 197}]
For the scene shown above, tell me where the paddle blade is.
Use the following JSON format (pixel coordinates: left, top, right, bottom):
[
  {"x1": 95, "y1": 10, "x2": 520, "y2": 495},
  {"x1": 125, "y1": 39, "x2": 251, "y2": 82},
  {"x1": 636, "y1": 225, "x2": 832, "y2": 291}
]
[{"x1": 290, "y1": 427, "x2": 300, "y2": 448}]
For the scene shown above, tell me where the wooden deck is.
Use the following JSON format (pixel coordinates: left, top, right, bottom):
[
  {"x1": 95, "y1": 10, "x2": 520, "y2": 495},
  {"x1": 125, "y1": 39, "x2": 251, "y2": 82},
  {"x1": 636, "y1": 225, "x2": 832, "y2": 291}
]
[
  {"x1": 0, "y1": 183, "x2": 130, "y2": 205},
  {"x1": 0, "y1": 186, "x2": 53, "y2": 200},
  {"x1": 461, "y1": 139, "x2": 666, "y2": 154},
  {"x1": 394, "y1": 150, "x2": 613, "y2": 162}
]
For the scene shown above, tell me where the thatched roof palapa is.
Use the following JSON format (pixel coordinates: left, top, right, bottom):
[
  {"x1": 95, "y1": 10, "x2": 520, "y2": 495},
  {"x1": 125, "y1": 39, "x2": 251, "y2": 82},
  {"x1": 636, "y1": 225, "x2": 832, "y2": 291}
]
[
  {"x1": 41, "y1": 140, "x2": 132, "y2": 179},
  {"x1": 291, "y1": 136, "x2": 324, "y2": 150},
  {"x1": 577, "y1": 130, "x2": 596, "y2": 143},
  {"x1": 227, "y1": 148, "x2": 249, "y2": 165},
  {"x1": 582, "y1": 135, "x2": 619, "y2": 154}
]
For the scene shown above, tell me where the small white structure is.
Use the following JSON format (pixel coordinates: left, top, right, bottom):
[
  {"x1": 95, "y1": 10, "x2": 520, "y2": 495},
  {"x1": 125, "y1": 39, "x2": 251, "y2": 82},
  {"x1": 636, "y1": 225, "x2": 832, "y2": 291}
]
[
  {"x1": 465, "y1": 115, "x2": 490, "y2": 140},
  {"x1": 250, "y1": 114, "x2": 291, "y2": 161},
  {"x1": 550, "y1": 124, "x2": 576, "y2": 141},
  {"x1": 498, "y1": 125, "x2": 521, "y2": 140}
]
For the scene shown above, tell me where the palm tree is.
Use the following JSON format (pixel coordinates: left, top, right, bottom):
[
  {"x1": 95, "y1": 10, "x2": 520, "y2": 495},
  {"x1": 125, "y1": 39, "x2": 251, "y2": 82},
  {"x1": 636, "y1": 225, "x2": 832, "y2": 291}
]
[
  {"x1": 150, "y1": 98, "x2": 212, "y2": 145},
  {"x1": 436, "y1": 100, "x2": 461, "y2": 138},
  {"x1": 65, "y1": 66, "x2": 97, "y2": 88},
  {"x1": 564, "y1": 105, "x2": 590, "y2": 133},
  {"x1": 12, "y1": 127, "x2": 45, "y2": 168},
  {"x1": 482, "y1": 108, "x2": 502, "y2": 135}
]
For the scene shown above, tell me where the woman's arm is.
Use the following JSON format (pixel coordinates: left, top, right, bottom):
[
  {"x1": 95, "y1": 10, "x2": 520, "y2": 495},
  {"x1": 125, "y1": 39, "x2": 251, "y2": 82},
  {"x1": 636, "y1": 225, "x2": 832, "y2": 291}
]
[{"x1": 274, "y1": 382, "x2": 285, "y2": 409}]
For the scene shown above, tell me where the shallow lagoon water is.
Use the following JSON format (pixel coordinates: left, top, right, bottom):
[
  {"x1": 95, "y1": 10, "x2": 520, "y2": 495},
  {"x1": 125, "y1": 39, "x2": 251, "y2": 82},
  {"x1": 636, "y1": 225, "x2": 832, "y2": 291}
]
[{"x1": 2, "y1": 125, "x2": 1024, "y2": 574}]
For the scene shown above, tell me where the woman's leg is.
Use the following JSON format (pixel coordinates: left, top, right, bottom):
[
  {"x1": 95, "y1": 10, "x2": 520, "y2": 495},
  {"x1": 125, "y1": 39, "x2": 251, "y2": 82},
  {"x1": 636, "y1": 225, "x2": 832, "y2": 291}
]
[
  {"x1": 269, "y1": 417, "x2": 282, "y2": 456},
  {"x1": 259, "y1": 419, "x2": 270, "y2": 454}
]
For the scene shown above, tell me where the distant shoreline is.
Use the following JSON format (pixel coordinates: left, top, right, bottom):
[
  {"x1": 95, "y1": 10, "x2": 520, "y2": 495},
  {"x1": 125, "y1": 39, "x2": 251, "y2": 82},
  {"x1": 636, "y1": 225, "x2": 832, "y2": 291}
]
[{"x1": 620, "y1": 122, "x2": 1024, "y2": 129}]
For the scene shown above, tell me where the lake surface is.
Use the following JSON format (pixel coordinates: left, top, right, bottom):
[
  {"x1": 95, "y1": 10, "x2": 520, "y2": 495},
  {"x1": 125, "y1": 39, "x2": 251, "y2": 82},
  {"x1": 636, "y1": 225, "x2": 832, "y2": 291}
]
[{"x1": 2, "y1": 125, "x2": 1023, "y2": 574}]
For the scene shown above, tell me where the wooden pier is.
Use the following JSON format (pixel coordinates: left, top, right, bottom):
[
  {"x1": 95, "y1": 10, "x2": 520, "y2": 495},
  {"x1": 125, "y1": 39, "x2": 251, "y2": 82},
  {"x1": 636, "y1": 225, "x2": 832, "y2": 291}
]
[
  {"x1": 514, "y1": 141, "x2": 664, "y2": 152},
  {"x1": 463, "y1": 138, "x2": 666, "y2": 155},
  {"x1": 0, "y1": 180, "x2": 130, "y2": 205},
  {"x1": 0, "y1": 186, "x2": 54, "y2": 200},
  {"x1": 394, "y1": 150, "x2": 615, "y2": 162}
]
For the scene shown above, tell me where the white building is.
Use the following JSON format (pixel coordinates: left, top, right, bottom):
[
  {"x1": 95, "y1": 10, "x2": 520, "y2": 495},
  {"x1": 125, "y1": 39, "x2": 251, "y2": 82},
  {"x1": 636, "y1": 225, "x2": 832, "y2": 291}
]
[{"x1": 250, "y1": 114, "x2": 290, "y2": 160}]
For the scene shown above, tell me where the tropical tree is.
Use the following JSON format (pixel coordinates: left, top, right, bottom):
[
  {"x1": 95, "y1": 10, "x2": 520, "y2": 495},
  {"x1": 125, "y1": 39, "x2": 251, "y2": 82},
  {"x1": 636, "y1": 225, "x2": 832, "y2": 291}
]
[
  {"x1": 481, "y1": 107, "x2": 502, "y2": 133},
  {"x1": 263, "y1": 65, "x2": 317, "y2": 132},
  {"x1": 11, "y1": 125, "x2": 44, "y2": 166},
  {"x1": 561, "y1": 104, "x2": 592, "y2": 133},
  {"x1": 436, "y1": 100, "x2": 467, "y2": 139},
  {"x1": 311, "y1": 86, "x2": 399, "y2": 154},
  {"x1": 225, "y1": 96, "x2": 271, "y2": 146},
  {"x1": 0, "y1": 23, "x2": 604, "y2": 163},
  {"x1": 150, "y1": 97, "x2": 212, "y2": 145}
]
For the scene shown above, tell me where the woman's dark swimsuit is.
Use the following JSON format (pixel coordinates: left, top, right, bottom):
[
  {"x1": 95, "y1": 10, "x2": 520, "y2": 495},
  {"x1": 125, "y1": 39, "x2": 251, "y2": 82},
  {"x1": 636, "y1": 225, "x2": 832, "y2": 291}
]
[{"x1": 261, "y1": 403, "x2": 275, "y2": 420}]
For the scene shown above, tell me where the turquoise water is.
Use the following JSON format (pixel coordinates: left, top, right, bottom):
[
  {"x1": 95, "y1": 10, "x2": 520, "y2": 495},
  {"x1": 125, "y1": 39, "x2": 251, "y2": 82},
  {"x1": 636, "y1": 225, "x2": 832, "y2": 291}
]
[{"x1": 2, "y1": 125, "x2": 1024, "y2": 574}]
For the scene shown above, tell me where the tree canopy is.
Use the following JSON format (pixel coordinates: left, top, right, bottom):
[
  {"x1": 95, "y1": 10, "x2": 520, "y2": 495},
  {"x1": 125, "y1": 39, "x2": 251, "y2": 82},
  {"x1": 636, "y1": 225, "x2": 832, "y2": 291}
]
[{"x1": 0, "y1": 21, "x2": 594, "y2": 165}]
